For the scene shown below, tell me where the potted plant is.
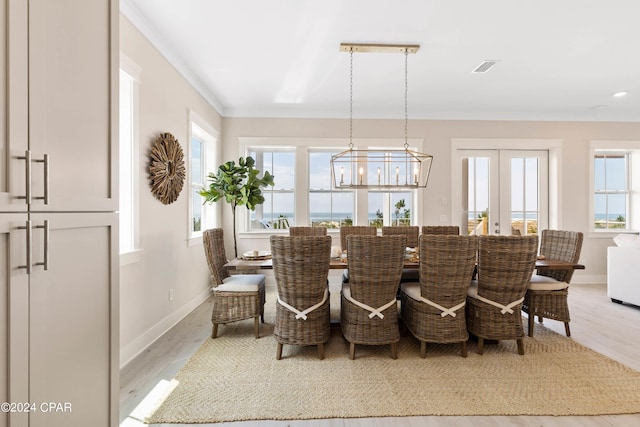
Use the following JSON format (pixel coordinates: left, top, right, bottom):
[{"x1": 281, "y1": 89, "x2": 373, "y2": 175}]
[{"x1": 200, "y1": 156, "x2": 274, "y2": 257}]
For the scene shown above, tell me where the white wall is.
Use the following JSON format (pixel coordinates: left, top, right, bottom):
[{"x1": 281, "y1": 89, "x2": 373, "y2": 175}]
[
  {"x1": 119, "y1": 15, "x2": 222, "y2": 367},
  {"x1": 222, "y1": 117, "x2": 640, "y2": 285}
]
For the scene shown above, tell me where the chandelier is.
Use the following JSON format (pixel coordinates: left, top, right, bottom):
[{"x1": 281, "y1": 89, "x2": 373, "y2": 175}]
[{"x1": 331, "y1": 43, "x2": 433, "y2": 189}]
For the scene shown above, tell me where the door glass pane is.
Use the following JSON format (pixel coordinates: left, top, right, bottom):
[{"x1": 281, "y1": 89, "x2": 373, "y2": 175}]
[
  {"x1": 309, "y1": 192, "x2": 353, "y2": 228},
  {"x1": 391, "y1": 192, "x2": 412, "y2": 226},
  {"x1": 368, "y1": 192, "x2": 384, "y2": 227},
  {"x1": 467, "y1": 157, "x2": 489, "y2": 235},
  {"x1": 510, "y1": 157, "x2": 539, "y2": 235}
]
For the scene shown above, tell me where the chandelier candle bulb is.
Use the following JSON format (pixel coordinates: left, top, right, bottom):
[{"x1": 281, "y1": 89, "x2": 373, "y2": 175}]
[
  {"x1": 359, "y1": 167, "x2": 363, "y2": 185},
  {"x1": 340, "y1": 166, "x2": 344, "y2": 184},
  {"x1": 377, "y1": 167, "x2": 381, "y2": 185}
]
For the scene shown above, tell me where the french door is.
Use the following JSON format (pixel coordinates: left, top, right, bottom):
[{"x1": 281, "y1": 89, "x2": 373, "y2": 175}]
[{"x1": 457, "y1": 150, "x2": 548, "y2": 236}]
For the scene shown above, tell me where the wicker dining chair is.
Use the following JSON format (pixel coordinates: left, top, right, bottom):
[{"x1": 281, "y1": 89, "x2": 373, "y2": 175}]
[
  {"x1": 271, "y1": 235, "x2": 332, "y2": 360},
  {"x1": 400, "y1": 235, "x2": 478, "y2": 358},
  {"x1": 466, "y1": 235, "x2": 538, "y2": 355},
  {"x1": 289, "y1": 226, "x2": 327, "y2": 236},
  {"x1": 422, "y1": 225, "x2": 460, "y2": 235},
  {"x1": 523, "y1": 229, "x2": 583, "y2": 337},
  {"x1": 382, "y1": 226, "x2": 420, "y2": 284},
  {"x1": 341, "y1": 235, "x2": 406, "y2": 359},
  {"x1": 382, "y1": 226, "x2": 419, "y2": 248},
  {"x1": 203, "y1": 228, "x2": 266, "y2": 339},
  {"x1": 339, "y1": 225, "x2": 377, "y2": 284}
]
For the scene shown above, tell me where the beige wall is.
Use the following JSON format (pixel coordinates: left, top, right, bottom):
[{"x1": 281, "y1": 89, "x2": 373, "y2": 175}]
[
  {"x1": 119, "y1": 15, "x2": 222, "y2": 367},
  {"x1": 222, "y1": 117, "x2": 640, "y2": 285},
  {"x1": 119, "y1": 12, "x2": 640, "y2": 366}
]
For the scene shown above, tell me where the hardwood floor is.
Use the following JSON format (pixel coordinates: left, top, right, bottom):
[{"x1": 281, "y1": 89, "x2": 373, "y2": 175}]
[{"x1": 120, "y1": 283, "x2": 640, "y2": 426}]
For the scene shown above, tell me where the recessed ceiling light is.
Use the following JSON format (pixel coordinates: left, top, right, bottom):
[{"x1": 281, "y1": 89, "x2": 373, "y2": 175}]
[{"x1": 613, "y1": 91, "x2": 628, "y2": 97}]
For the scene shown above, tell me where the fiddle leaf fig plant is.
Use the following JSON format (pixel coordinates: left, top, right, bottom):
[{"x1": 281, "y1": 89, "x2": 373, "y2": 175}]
[{"x1": 200, "y1": 156, "x2": 274, "y2": 257}]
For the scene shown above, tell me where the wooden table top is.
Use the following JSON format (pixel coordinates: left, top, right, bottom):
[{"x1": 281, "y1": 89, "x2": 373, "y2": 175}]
[{"x1": 224, "y1": 257, "x2": 584, "y2": 271}]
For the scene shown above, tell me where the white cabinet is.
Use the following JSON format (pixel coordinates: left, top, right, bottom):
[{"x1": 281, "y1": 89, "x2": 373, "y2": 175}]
[{"x1": 1, "y1": 1, "x2": 118, "y2": 427}]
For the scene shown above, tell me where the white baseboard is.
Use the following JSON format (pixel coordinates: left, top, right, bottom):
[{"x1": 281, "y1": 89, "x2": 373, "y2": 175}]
[{"x1": 120, "y1": 287, "x2": 211, "y2": 369}]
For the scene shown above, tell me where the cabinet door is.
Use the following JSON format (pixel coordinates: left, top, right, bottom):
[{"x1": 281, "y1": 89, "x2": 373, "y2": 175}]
[
  {"x1": 27, "y1": 0, "x2": 117, "y2": 212},
  {"x1": 0, "y1": 0, "x2": 29, "y2": 212},
  {"x1": 28, "y1": 213, "x2": 118, "y2": 427},
  {"x1": 0, "y1": 214, "x2": 30, "y2": 427}
]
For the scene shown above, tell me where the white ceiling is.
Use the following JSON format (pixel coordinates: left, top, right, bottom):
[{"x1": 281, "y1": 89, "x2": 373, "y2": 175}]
[{"x1": 123, "y1": 0, "x2": 640, "y2": 122}]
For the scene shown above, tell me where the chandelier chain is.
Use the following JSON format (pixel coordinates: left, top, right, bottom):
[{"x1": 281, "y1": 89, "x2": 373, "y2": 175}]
[
  {"x1": 404, "y1": 49, "x2": 409, "y2": 150},
  {"x1": 349, "y1": 49, "x2": 354, "y2": 150}
]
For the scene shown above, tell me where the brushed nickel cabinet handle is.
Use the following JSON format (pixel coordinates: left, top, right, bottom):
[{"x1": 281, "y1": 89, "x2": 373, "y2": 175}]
[
  {"x1": 34, "y1": 220, "x2": 49, "y2": 271},
  {"x1": 33, "y1": 153, "x2": 49, "y2": 205},
  {"x1": 16, "y1": 150, "x2": 32, "y2": 204},
  {"x1": 17, "y1": 220, "x2": 32, "y2": 274}
]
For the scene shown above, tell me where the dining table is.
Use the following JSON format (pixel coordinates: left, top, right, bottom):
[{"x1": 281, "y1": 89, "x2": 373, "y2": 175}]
[{"x1": 223, "y1": 255, "x2": 585, "y2": 272}]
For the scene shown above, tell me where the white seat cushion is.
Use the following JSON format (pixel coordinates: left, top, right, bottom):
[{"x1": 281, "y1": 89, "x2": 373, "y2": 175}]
[
  {"x1": 216, "y1": 274, "x2": 265, "y2": 292},
  {"x1": 528, "y1": 274, "x2": 569, "y2": 291},
  {"x1": 399, "y1": 282, "x2": 421, "y2": 300},
  {"x1": 467, "y1": 280, "x2": 479, "y2": 299}
]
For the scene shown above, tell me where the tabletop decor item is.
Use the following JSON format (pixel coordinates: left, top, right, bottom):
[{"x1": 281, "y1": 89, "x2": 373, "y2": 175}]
[
  {"x1": 200, "y1": 156, "x2": 274, "y2": 257},
  {"x1": 149, "y1": 132, "x2": 186, "y2": 205}
]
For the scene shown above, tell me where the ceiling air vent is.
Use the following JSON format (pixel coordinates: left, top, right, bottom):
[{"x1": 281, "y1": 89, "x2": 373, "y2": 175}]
[{"x1": 472, "y1": 60, "x2": 498, "y2": 73}]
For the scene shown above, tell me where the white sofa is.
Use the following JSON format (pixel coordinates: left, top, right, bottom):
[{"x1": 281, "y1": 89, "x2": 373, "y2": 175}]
[{"x1": 607, "y1": 246, "x2": 640, "y2": 306}]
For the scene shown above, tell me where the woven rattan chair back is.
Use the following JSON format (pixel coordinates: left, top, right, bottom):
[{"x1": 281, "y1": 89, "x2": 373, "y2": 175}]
[
  {"x1": 288, "y1": 226, "x2": 327, "y2": 236},
  {"x1": 399, "y1": 234, "x2": 478, "y2": 357},
  {"x1": 538, "y1": 229, "x2": 583, "y2": 283},
  {"x1": 341, "y1": 235, "x2": 406, "y2": 359},
  {"x1": 270, "y1": 235, "x2": 332, "y2": 359},
  {"x1": 466, "y1": 235, "x2": 538, "y2": 355},
  {"x1": 422, "y1": 225, "x2": 460, "y2": 235},
  {"x1": 203, "y1": 228, "x2": 230, "y2": 285},
  {"x1": 419, "y1": 234, "x2": 478, "y2": 302},
  {"x1": 476, "y1": 235, "x2": 538, "y2": 305},
  {"x1": 382, "y1": 226, "x2": 419, "y2": 248},
  {"x1": 339, "y1": 225, "x2": 377, "y2": 251}
]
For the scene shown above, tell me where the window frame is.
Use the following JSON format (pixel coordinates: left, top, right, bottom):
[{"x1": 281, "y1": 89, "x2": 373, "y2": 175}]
[
  {"x1": 590, "y1": 140, "x2": 640, "y2": 235},
  {"x1": 187, "y1": 111, "x2": 219, "y2": 245},
  {"x1": 119, "y1": 54, "x2": 142, "y2": 266}
]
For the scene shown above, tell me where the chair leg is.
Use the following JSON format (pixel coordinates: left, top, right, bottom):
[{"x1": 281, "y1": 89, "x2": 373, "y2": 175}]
[
  {"x1": 420, "y1": 341, "x2": 426, "y2": 359},
  {"x1": 211, "y1": 323, "x2": 218, "y2": 339},
  {"x1": 460, "y1": 340, "x2": 468, "y2": 358},
  {"x1": 349, "y1": 342, "x2": 356, "y2": 360},
  {"x1": 564, "y1": 321, "x2": 571, "y2": 337},
  {"x1": 477, "y1": 337, "x2": 484, "y2": 355},
  {"x1": 276, "y1": 343, "x2": 283, "y2": 360},
  {"x1": 318, "y1": 343, "x2": 325, "y2": 360},
  {"x1": 517, "y1": 338, "x2": 525, "y2": 355},
  {"x1": 528, "y1": 313, "x2": 535, "y2": 337},
  {"x1": 390, "y1": 342, "x2": 398, "y2": 360},
  {"x1": 254, "y1": 316, "x2": 260, "y2": 339}
]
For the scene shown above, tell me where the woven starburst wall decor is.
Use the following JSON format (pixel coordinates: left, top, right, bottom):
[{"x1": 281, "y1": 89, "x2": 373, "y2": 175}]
[{"x1": 149, "y1": 132, "x2": 186, "y2": 205}]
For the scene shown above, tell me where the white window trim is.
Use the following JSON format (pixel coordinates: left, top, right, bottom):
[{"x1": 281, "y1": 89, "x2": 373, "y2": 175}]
[
  {"x1": 589, "y1": 140, "x2": 640, "y2": 237},
  {"x1": 237, "y1": 137, "x2": 424, "y2": 239},
  {"x1": 187, "y1": 110, "x2": 219, "y2": 246},
  {"x1": 119, "y1": 53, "x2": 142, "y2": 266}
]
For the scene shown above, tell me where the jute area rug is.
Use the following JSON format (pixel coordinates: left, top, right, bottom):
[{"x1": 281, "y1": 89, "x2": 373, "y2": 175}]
[{"x1": 146, "y1": 295, "x2": 640, "y2": 423}]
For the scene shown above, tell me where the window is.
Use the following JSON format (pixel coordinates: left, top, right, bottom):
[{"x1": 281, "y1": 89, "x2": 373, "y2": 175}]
[
  {"x1": 239, "y1": 138, "x2": 424, "y2": 234},
  {"x1": 368, "y1": 191, "x2": 414, "y2": 227},
  {"x1": 189, "y1": 113, "x2": 218, "y2": 241},
  {"x1": 309, "y1": 151, "x2": 354, "y2": 228},
  {"x1": 119, "y1": 57, "x2": 140, "y2": 258},
  {"x1": 248, "y1": 148, "x2": 295, "y2": 230},
  {"x1": 594, "y1": 153, "x2": 628, "y2": 230}
]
